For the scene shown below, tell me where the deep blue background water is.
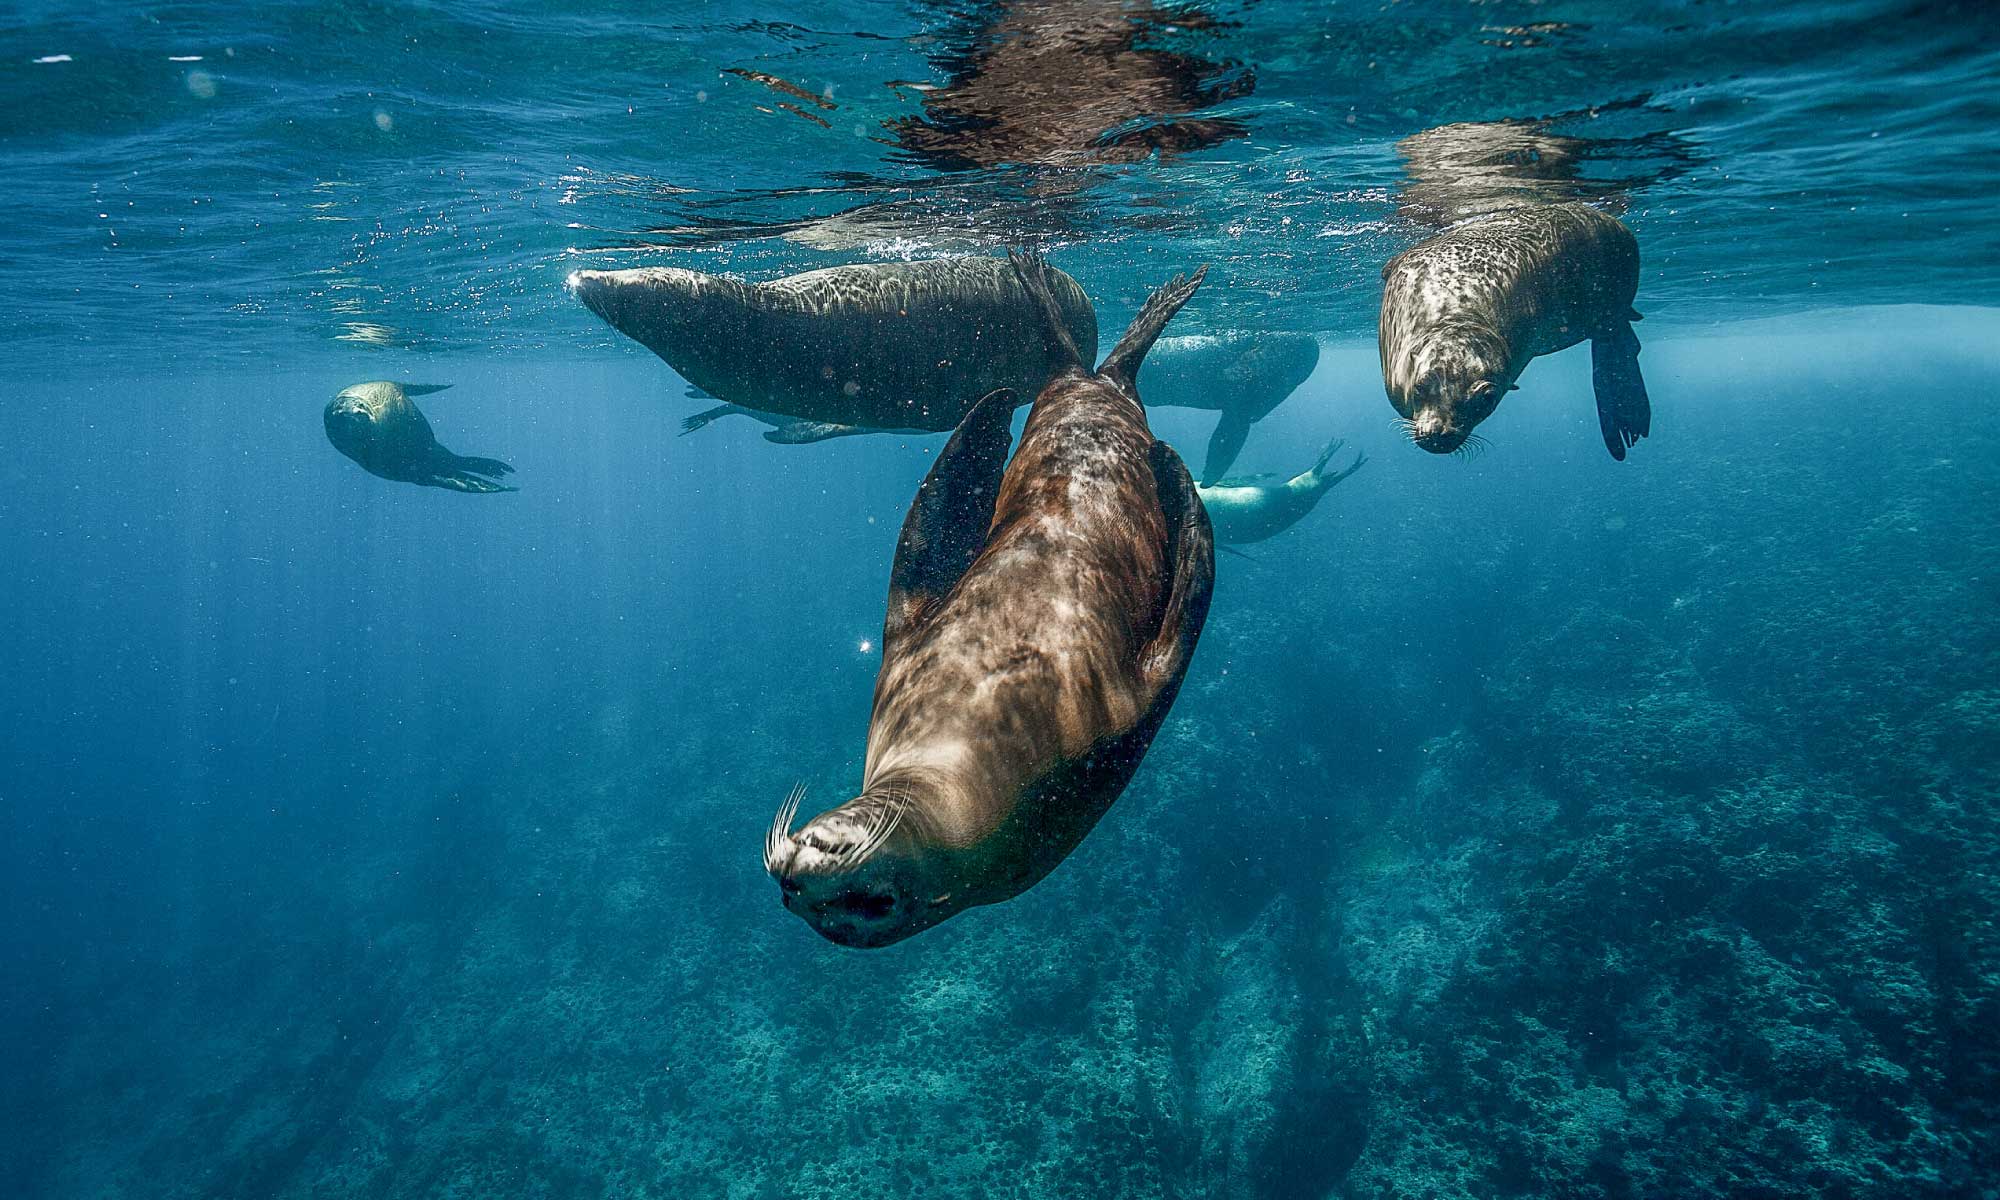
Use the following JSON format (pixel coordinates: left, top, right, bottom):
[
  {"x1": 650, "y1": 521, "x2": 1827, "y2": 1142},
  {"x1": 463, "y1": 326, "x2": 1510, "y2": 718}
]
[{"x1": 3, "y1": 2, "x2": 1999, "y2": 1197}]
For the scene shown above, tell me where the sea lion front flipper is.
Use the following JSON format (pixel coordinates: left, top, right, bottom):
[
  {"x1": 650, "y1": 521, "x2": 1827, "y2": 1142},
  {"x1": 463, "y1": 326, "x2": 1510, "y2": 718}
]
[
  {"x1": 429, "y1": 471, "x2": 516, "y2": 494},
  {"x1": 764, "y1": 420, "x2": 871, "y2": 445},
  {"x1": 1138, "y1": 439, "x2": 1216, "y2": 696},
  {"x1": 681, "y1": 404, "x2": 747, "y2": 436},
  {"x1": 1201, "y1": 410, "x2": 1253, "y2": 485},
  {"x1": 882, "y1": 389, "x2": 1016, "y2": 653},
  {"x1": 1590, "y1": 321, "x2": 1651, "y2": 461},
  {"x1": 400, "y1": 383, "x2": 453, "y2": 396}
]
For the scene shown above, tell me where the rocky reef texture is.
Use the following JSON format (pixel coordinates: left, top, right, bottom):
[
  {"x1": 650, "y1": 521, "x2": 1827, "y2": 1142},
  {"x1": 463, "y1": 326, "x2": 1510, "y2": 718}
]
[{"x1": 7, "y1": 336, "x2": 1997, "y2": 1198}]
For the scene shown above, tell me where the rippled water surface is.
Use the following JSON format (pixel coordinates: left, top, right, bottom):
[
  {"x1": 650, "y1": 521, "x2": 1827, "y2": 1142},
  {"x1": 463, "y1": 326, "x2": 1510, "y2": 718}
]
[
  {"x1": 6, "y1": 5, "x2": 2000, "y2": 1200},
  {"x1": 4, "y1": 0, "x2": 1997, "y2": 365}
]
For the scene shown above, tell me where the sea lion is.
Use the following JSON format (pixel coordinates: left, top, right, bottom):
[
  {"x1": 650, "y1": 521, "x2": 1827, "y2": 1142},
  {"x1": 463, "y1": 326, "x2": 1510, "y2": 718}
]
[
  {"x1": 568, "y1": 255, "x2": 1097, "y2": 432},
  {"x1": 763, "y1": 251, "x2": 1214, "y2": 949},
  {"x1": 1379, "y1": 201, "x2": 1651, "y2": 460},
  {"x1": 677, "y1": 399, "x2": 922, "y2": 445},
  {"x1": 1196, "y1": 439, "x2": 1366, "y2": 544},
  {"x1": 323, "y1": 382, "x2": 515, "y2": 493},
  {"x1": 1139, "y1": 332, "x2": 1320, "y2": 484}
]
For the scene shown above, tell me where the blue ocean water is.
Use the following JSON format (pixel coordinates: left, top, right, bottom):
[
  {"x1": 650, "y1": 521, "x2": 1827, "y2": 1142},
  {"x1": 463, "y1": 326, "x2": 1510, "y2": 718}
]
[{"x1": 2, "y1": 2, "x2": 1997, "y2": 1197}]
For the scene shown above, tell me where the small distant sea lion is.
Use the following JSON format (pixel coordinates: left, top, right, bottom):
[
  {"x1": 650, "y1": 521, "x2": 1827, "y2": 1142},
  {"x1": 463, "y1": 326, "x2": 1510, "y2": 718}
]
[
  {"x1": 763, "y1": 251, "x2": 1213, "y2": 949},
  {"x1": 569, "y1": 255, "x2": 1097, "y2": 432},
  {"x1": 323, "y1": 382, "x2": 515, "y2": 492},
  {"x1": 1139, "y1": 332, "x2": 1320, "y2": 484},
  {"x1": 1196, "y1": 439, "x2": 1366, "y2": 544},
  {"x1": 677, "y1": 399, "x2": 923, "y2": 445},
  {"x1": 1379, "y1": 201, "x2": 1650, "y2": 460}
]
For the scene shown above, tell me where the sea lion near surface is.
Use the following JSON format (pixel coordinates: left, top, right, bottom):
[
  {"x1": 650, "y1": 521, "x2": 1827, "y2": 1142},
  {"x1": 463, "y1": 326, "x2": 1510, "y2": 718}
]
[
  {"x1": 569, "y1": 255, "x2": 1097, "y2": 432},
  {"x1": 763, "y1": 251, "x2": 1214, "y2": 949},
  {"x1": 323, "y1": 382, "x2": 515, "y2": 493},
  {"x1": 1138, "y1": 332, "x2": 1321, "y2": 485},
  {"x1": 1197, "y1": 439, "x2": 1367, "y2": 544},
  {"x1": 1379, "y1": 200, "x2": 1650, "y2": 460}
]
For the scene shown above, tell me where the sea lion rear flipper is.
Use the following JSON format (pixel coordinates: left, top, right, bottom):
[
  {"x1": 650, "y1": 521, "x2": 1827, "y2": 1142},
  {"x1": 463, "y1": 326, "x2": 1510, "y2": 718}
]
[
  {"x1": 1139, "y1": 440, "x2": 1216, "y2": 696},
  {"x1": 429, "y1": 471, "x2": 516, "y2": 494},
  {"x1": 882, "y1": 389, "x2": 1016, "y2": 653},
  {"x1": 401, "y1": 383, "x2": 453, "y2": 396},
  {"x1": 1100, "y1": 266, "x2": 1210, "y2": 391},
  {"x1": 1201, "y1": 411, "x2": 1253, "y2": 485},
  {"x1": 764, "y1": 420, "x2": 871, "y2": 445},
  {"x1": 1590, "y1": 322, "x2": 1651, "y2": 461},
  {"x1": 1006, "y1": 250, "x2": 1085, "y2": 371},
  {"x1": 682, "y1": 404, "x2": 745, "y2": 436}
]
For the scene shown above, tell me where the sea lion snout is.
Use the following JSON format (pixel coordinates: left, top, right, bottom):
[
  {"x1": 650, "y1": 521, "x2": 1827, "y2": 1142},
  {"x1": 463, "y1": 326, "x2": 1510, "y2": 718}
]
[
  {"x1": 1411, "y1": 409, "x2": 1468, "y2": 453},
  {"x1": 765, "y1": 793, "x2": 931, "y2": 948}
]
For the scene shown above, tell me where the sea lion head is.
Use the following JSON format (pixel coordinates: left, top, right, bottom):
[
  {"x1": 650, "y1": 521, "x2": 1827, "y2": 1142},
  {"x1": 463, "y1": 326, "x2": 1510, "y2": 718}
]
[
  {"x1": 763, "y1": 785, "x2": 950, "y2": 949},
  {"x1": 324, "y1": 383, "x2": 391, "y2": 454},
  {"x1": 1391, "y1": 324, "x2": 1511, "y2": 454}
]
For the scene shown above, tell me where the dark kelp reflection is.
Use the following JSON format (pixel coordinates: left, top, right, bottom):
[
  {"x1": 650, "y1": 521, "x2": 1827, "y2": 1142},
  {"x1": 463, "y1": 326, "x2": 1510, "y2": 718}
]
[
  {"x1": 886, "y1": 0, "x2": 1256, "y2": 171},
  {"x1": 1394, "y1": 100, "x2": 1699, "y2": 227}
]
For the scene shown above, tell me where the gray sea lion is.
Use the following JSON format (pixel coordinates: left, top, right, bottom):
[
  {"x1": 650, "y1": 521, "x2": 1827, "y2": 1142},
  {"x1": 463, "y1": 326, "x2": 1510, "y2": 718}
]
[
  {"x1": 1196, "y1": 439, "x2": 1367, "y2": 544},
  {"x1": 323, "y1": 382, "x2": 515, "y2": 493},
  {"x1": 1139, "y1": 332, "x2": 1321, "y2": 484},
  {"x1": 763, "y1": 251, "x2": 1214, "y2": 949},
  {"x1": 568, "y1": 255, "x2": 1097, "y2": 432},
  {"x1": 1379, "y1": 201, "x2": 1650, "y2": 460}
]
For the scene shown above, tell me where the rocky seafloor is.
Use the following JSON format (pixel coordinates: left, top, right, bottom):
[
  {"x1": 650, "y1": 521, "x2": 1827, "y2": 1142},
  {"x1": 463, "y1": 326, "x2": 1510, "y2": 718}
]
[{"x1": 7, "y1": 332, "x2": 1998, "y2": 1199}]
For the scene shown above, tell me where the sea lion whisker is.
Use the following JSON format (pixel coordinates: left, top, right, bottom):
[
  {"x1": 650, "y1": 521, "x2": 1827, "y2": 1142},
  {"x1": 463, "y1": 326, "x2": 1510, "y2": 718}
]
[{"x1": 764, "y1": 781, "x2": 806, "y2": 875}]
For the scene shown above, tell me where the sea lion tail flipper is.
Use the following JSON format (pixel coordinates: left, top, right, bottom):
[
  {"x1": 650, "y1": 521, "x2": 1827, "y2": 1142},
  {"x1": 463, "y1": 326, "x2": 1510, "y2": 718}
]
[
  {"x1": 682, "y1": 404, "x2": 744, "y2": 436},
  {"x1": 1201, "y1": 411, "x2": 1253, "y2": 485},
  {"x1": 1100, "y1": 265, "x2": 1210, "y2": 392},
  {"x1": 400, "y1": 383, "x2": 453, "y2": 396},
  {"x1": 1139, "y1": 439, "x2": 1216, "y2": 695},
  {"x1": 882, "y1": 389, "x2": 1016, "y2": 654},
  {"x1": 764, "y1": 421, "x2": 869, "y2": 445},
  {"x1": 1590, "y1": 322, "x2": 1652, "y2": 461},
  {"x1": 1310, "y1": 437, "x2": 1347, "y2": 475},
  {"x1": 1005, "y1": 249, "x2": 1084, "y2": 371}
]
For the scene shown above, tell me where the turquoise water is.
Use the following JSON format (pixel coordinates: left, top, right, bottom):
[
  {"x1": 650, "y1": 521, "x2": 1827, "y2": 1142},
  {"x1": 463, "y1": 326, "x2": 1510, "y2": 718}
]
[{"x1": 3, "y1": 2, "x2": 1998, "y2": 1197}]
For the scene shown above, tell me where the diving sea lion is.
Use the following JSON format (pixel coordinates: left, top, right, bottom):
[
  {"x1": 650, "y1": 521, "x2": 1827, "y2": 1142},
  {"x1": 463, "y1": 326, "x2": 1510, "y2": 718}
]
[
  {"x1": 1196, "y1": 439, "x2": 1366, "y2": 544},
  {"x1": 323, "y1": 382, "x2": 515, "y2": 493},
  {"x1": 763, "y1": 251, "x2": 1214, "y2": 949},
  {"x1": 1379, "y1": 201, "x2": 1651, "y2": 460},
  {"x1": 568, "y1": 255, "x2": 1097, "y2": 432},
  {"x1": 1138, "y1": 332, "x2": 1320, "y2": 484}
]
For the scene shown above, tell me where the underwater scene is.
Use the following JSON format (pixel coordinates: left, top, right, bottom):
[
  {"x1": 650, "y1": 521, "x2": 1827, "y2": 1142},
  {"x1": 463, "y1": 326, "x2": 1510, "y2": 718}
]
[{"x1": 4, "y1": 1, "x2": 1999, "y2": 1196}]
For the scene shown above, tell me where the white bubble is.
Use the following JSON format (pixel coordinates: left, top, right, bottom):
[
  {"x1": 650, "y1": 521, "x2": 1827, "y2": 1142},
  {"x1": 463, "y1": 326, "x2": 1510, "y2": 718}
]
[
  {"x1": 373, "y1": 109, "x2": 393, "y2": 132},
  {"x1": 185, "y1": 70, "x2": 216, "y2": 99}
]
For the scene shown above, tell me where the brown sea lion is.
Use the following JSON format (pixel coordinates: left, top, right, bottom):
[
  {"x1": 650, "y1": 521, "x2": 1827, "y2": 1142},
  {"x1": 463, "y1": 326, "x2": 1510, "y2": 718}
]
[
  {"x1": 323, "y1": 382, "x2": 515, "y2": 493},
  {"x1": 762, "y1": 251, "x2": 1214, "y2": 948},
  {"x1": 1379, "y1": 201, "x2": 1650, "y2": 460},
  {"x1": 568, "y1": 255, "x2": 1097, "y2": 432}
]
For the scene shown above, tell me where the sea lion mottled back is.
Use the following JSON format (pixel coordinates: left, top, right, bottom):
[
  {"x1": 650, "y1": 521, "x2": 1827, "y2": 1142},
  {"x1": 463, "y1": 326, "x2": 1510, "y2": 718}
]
[{"x1": 569, "y1": 256, "x2": 1097, "y2": 432}]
